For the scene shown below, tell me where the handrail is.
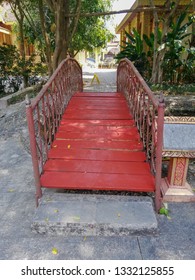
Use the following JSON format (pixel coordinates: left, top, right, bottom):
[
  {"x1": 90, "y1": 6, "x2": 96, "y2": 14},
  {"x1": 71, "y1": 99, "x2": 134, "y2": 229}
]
[
  {"x1": 26, "y1": 58, "x2": 83, "y2": 206},
  {"x1": 117, "y1": 58, "x2": 165, "y2": 211}
]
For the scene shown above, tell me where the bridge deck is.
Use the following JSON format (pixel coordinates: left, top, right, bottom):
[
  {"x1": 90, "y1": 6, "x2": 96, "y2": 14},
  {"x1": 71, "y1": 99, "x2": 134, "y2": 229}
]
[{"x1": 40, "y1": 92, "x2": 155, "y2": 192}]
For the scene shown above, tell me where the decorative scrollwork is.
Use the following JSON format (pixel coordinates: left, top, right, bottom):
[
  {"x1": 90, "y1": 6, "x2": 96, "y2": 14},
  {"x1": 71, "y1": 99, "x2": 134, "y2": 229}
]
[
  {"x1": 162, "y1": 150, "x2": 195, "y2": 158},
  {"x1": 27, "y1": 58, "x2": 83, "y2": 175},
  {"x1": 164, "y1": 116, "x2": 195, "y2": 124},
  {"x1": 117, "y1": 58, "x2": 165, "y2": 177}
]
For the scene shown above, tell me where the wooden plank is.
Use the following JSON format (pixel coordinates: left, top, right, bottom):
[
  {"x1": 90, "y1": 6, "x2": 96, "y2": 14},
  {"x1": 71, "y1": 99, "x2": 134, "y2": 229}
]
[
  {"x1": 65, "y1": 104, "x2": 130, "y2": 110},
  {"x1": 60, "y1": 119, "x2": 135, "y2": 127},
  {"x1": 74, "y1": 92, "x2": 124, "y2": 98},
  {"x1": 68, "y1": 102, "x2": 127, "y2": 109},
  {"x1": 65, "y1": 108, "x2": 130, "y2": 114},
  {"x1": 59, "y1": 125, "x2": 136, "y2": 133},
  {"x1": 68, "y1": 98, "x2": 127, "y2": 105},
  {"x1": 48, "y1": 149, "x2": 146, "y2": 161},
  {"x1": 52, "y1": 139, "x2": 143, "y2": 151},
  {"x1": 72, "y1": 92, "x2": 125, "y2": 99},
  {"x1": 62, "y1": 112, "x2": 132, "y2": 120},
  {"x1": 44, "y1": 159, "x2": 151, "y2": 175},
  {"x1": 41, "y1": 171, "x2": 155, "y2": 192},
  {"x1": 56, "y1": 130, "x2": 140, "y2": 141},
  {"x1": 69, "y1": 98, "x2": 126, "y2": 104}
]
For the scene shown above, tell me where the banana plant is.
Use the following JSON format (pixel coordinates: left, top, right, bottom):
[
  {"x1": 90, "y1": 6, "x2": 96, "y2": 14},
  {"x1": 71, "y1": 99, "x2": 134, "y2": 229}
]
[
  {"x1": 115, "y1": 28, "x2": 149, "y2": 77},
  {"x1": 143, "y1": 28, "x2": 162, "y2": 59},
  {"x1": 161, "y1": 11, "x2": 194, "y2": 83}
]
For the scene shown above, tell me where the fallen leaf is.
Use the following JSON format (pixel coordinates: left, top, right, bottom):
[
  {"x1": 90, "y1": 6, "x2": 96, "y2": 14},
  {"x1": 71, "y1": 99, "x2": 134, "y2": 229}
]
[
  {"x1": 67, "y1": 144, "x2": 71, "y2": 149},
  {"x1": 83, "y1": 236, "x2": 87, "y2": 241},
  {"x1": 73, "y1": 216, "x2": 80, "y2": 221},
  {"x1": 54, "y1": 209, "x2": 59, "y2": 213},
  {"x1": 45, "y1": 218, "x2": 49, "y2": 222},
  {"x1": 46, "y1": 198, "x2": 52, "y2": 202},
  {"x1": 117, "y1": 213, "x2": 121, "y2": 217},
  {"x1": 8, "y1": 189, "x2": 15, "y2": 192},
  {"x1": 52, "y1": 247, "x2": 58, "y2": 255}
]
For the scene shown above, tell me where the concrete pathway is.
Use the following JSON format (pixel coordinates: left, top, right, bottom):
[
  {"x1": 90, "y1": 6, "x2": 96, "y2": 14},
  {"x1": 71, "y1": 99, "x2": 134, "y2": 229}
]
[{"x1": 0, "y1": 68, "x2": 195, "y2": 260}]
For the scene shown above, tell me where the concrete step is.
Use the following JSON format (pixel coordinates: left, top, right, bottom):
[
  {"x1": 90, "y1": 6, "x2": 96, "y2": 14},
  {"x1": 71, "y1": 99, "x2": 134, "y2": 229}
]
[{"x1": 31, "y1": 193, "x2": 158, "y2": 236}]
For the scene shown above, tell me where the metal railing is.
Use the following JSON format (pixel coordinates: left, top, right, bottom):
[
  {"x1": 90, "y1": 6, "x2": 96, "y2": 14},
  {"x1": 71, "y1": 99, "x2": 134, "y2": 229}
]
[
  {"x1": 117, "y1": 58, "x2": 165, "y2": 210},
  {"x1": 26, "y1": 58, "x2": 83, "y2": 205}
]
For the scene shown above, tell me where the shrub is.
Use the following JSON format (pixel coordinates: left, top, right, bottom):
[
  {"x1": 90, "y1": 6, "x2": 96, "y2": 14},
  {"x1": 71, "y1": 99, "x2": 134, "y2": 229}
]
[{"x1": 0, "y1": 44, "x2": 47, "y2": 97}]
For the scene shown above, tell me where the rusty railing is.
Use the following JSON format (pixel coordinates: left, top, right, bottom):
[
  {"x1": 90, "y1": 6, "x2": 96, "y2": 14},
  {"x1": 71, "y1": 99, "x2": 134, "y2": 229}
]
[
  {"x1": 26, "y1": 58, "x2": 83, "y2": 205},
  {"x1": 117, "y1": 58, "x2": 165, "y2": 211}
]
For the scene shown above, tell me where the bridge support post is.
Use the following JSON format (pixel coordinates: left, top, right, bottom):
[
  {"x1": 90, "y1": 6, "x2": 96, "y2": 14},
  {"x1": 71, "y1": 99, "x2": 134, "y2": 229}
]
[
  {"x1": 155, "y1": 97, "x2": 165, "y2": 211},
  {"x1": 26, "y1": 95, "x2": 42, "y2": 207}
]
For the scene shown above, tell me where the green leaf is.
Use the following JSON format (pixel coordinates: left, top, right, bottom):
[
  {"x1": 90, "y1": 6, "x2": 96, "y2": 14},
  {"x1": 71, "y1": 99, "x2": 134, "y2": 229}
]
[
  {"x1": 125, "y1": 30, "x2": 135, "y2": 43},
  {"x1": 143, "y1": 34, "x2": 153, "y2": 48},
  {"x1": 159, "y1": 207, "x2": 169, "y2": 216}
]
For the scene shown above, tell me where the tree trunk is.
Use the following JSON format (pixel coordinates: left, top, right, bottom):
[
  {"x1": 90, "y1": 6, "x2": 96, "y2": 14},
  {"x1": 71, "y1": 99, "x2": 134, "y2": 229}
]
[
  {"x1": 19, "y1": 24, "x2": 28, "y2": 88},
  {"x1": 190, "y1": 0, "x2": 195, "y2": 47},
  {"x1": 68, "y1": 0, "x2": 82, "y2": 43},
  {"x1": 156, "y1": 0, "x2": 181, "y2": 84},
  {"x1": 52, "y1": 0, "x2": 69, "y2": 70},
  {"x1": 46, "y1": 0, "x2": 82, "y2": 70},
  {"x1": 38, "y1": 0, "x2": 53, "y2": 76},
  {"x1": 11, "y1": 0, "x2": 28, "y2": 88},
  {"x1": 149, "y1": 0, "x2": 181, "y2": 84},
  {"x1": 149, "y1": 0, "x2": 159, "y2": 83}
]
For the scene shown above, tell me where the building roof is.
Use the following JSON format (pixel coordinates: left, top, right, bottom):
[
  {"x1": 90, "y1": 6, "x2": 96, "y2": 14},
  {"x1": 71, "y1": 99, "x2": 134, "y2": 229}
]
[
  {"x1": 115, "y1": 0, "x2": 138, "y2": 34},
  {"x1": 0, "y1": 24, "x2": 11, "y2": 34},
  {"x1": 115, "y1": 0, "x2": 192, "y2": 34}
]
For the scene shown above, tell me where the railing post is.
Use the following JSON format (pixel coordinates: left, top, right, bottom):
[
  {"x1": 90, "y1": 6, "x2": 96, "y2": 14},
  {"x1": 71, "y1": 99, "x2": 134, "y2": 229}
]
[
  {"x1": 117, "y1": 66, "x2": 119, "y2": 92},
  {"x1": 26, "y1": 95, "x2": 42, "y2": 207},
  {"x1": 155, "y1": 94, "x2": 165, "y2": 211}
]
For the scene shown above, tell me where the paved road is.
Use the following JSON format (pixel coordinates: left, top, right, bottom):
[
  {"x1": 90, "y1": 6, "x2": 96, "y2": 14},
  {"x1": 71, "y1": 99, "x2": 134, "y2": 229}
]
[{"x1": 0, "y1": 68, "x2": 195, "y2": 259}]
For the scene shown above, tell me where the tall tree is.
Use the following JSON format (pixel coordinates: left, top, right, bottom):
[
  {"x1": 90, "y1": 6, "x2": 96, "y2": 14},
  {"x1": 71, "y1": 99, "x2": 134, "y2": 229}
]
[
  {"x1": 8, "y1": 0, "x2": 28, "y2": 87},
  {"x1": 190, "y1": 0, "x2": 195, "y2": 47},
  {"x1": 38, "y1": 0, "x2": 53, "y2": 75},
  {"x1": 69, "y1": 10, "x2": 113, "y2": 56},
  {"x1": 16, "y1": 0, "x2": 55, "y2": 75},
  {"x1": 45, "y1": 0, "x2": 81, "y2": 70},
  {"x1": 149, "y1": 0, "x2": 181, "y2": 84},
  {"x1": 45, "y1": 0, "x2": 112, "y2": 70},
  {"x1": 1, "y1": 0, "x2": 113, "y2": 72}
]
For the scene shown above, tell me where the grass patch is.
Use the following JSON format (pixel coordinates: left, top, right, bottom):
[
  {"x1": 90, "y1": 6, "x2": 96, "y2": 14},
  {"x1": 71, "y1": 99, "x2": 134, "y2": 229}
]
[
  {"x1": 149, "y1": 83, "x2": 195, "y2": 94},
  {"x1": 7, "y1": 90, "x2": 39, "y2": 105}
]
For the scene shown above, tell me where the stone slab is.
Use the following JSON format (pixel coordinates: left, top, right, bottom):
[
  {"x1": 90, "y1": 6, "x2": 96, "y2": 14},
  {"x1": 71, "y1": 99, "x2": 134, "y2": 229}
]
[
  {"x1": 163, "y1": 123, "x2": 195, "y2": 150},
  {"x1": 31, "y1": 194, "x2": 158, "y2": 236}
]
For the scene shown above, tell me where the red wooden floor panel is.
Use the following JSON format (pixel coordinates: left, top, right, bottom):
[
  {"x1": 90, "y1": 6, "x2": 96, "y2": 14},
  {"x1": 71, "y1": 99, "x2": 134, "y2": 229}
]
[
  {"x1": 41, "y1": 91, "x2": 155, "y2": 192},
  {"x1": 52, "y1": 139, "x2": 143, "y2": 151},
  {"x1": 59, "y1": 124, "x2": 135, "y2": 133},
  {"x1": 63, "y1": 112, "x2": 132, "y2": 120},
  {"x1": 56, "y1": 129, "x2": 140, "y2": 141},
  {"x1": 41, "y1": 172, "x2": 155, "y2": 192},
  {"x1": 44, "y1": 159, "x2": 151, "y2": 175},
  {"x1": 74, "y1": 92, "x2": 123, "y2": 97},
  {"x1": 60, "y1": 119, "x2": 135, "y2": 127},
  {"x1": 48, "y1": 149, "x2": 146, "y2": 162}
]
